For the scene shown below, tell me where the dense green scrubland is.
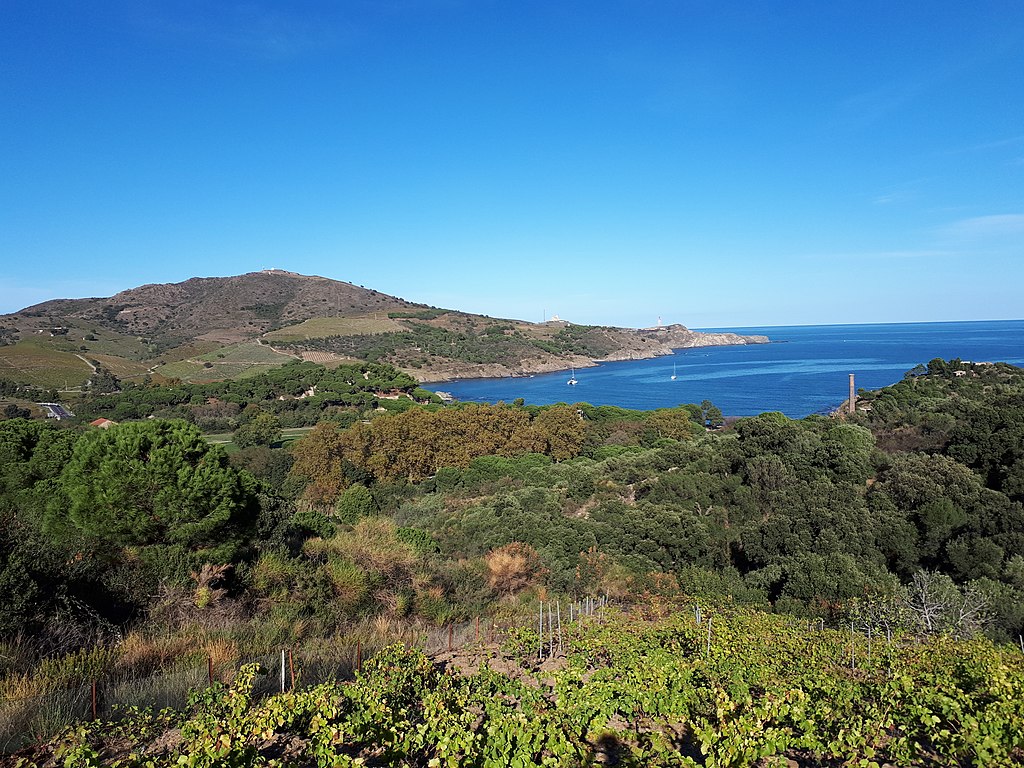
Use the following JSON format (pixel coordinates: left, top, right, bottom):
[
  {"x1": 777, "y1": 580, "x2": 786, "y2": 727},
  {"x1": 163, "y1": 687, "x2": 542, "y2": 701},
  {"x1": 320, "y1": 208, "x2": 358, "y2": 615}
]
[{"x1": 2, "y1": 358, "x2": 1023, "y2": 762}]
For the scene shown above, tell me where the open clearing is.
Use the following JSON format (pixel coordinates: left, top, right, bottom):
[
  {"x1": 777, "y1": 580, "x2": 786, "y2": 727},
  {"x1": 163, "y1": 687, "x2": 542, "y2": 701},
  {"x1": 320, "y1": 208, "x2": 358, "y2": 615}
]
[
  {"x1": 153, "y1": 342, "x2": 292, "y2": 383},
  {"x1": 89, "y1": 353, "x2": 152, "y2": 380},
  {"x1": 199, "y1": 342, "x2": 292, "y2": 365},
  {"x1": 155, "y1": 359, "x2": 284, "y2": 383},
  {"x1": 0, "y1": 342, "x2": 91, "y2": 388},
  {"x1": 263, "y1": 316, "x2": 403, "y2": 342},
  {"x1": 204, "y1": 426, "x2": 313, "y2": 448}
]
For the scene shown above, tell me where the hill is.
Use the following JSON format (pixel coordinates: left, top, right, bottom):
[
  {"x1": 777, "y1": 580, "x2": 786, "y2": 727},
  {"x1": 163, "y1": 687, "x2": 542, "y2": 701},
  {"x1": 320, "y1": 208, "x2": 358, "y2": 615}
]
[
  {"x1": 10, "y1": 270, "x2": 424, "y2": 347},
  {"x1": 0, "y1": 270, "x2": 767, "y2": 389}
]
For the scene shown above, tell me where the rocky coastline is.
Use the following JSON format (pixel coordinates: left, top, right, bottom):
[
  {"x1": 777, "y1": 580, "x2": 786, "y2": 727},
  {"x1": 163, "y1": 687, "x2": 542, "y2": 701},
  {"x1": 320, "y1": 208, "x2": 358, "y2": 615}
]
[{"x1": 412, "y1": 327, "x2": 770, "y2": 383}]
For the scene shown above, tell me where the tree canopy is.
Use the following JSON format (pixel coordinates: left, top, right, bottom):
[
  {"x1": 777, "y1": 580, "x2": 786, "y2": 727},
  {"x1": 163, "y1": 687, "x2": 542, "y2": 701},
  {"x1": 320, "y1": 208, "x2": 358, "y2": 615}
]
[{"x1": 49, "y1": 420, "x2": 259, "y2": 562}]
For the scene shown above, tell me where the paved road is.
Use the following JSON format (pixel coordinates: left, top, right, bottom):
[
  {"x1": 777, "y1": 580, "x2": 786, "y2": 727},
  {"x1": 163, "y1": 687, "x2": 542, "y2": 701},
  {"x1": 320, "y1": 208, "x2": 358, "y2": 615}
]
[{"x1": 37, "y1": 402, "x2": 75, "y2": 419}]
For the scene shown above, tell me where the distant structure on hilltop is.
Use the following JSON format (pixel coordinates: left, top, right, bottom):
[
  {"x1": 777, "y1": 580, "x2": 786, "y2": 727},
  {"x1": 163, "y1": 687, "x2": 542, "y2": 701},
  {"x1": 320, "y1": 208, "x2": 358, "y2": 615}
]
[{"x1": 642, "y1": 317, "x2": 676, "y2": 332}]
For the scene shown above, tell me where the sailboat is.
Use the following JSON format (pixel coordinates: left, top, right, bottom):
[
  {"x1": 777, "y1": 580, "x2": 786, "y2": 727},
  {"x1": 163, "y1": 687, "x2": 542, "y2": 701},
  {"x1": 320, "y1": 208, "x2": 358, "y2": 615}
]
[
  {"x1": 670, "y1": 362, "x2": 677, "y2": 381},
  {"x1": 567, "y1": 366, "x2": 578, "y2": 386}
]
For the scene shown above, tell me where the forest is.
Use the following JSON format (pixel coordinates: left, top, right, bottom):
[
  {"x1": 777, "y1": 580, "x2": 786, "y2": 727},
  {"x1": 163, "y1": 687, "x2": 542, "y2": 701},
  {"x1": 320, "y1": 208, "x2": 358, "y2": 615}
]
[
  {"x1": 50, "y1": 360, "x2": 435, "y2": 428},
  {"x1": 1, "y1": 358, "x2": 1023, "y2": 761}
]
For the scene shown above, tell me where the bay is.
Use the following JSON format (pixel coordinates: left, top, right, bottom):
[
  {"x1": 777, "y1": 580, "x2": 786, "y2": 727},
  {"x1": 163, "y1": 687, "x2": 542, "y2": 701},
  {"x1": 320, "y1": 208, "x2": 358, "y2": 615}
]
[{"x1": 424, "y1": 320, "x2": 1024, "y2": 418}]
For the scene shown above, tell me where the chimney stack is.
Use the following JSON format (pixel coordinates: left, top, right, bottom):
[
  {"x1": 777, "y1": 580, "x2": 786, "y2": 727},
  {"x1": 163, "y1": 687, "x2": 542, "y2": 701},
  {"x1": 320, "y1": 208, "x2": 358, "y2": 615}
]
[{"x1": 848, "y1": 373, "x2": 856, "y2": 415}]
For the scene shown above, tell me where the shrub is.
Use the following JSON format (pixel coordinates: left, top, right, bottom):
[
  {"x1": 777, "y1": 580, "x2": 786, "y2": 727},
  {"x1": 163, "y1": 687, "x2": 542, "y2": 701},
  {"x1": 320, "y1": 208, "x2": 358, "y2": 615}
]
[
  {"x1": 485, "y1": 542, "x2": 546, "y2": 596},
  {"x1": 335, "y1": 484, "x2": 373, "y2": 523},
  {"x1": 325, "y1": 558, "x2": 370, "y2": 613}
]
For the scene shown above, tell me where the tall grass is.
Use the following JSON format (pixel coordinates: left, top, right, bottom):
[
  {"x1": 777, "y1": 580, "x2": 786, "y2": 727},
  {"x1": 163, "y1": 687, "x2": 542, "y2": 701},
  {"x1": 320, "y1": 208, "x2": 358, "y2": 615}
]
[{"x1": 0, "y1": 600, "x2": 553, "y2": 754}]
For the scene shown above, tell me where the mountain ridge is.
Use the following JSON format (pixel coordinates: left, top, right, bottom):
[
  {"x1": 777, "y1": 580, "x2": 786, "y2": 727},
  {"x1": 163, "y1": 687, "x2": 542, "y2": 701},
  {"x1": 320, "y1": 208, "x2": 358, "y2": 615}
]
[{"x1": 0, "y1": 271, "x2": 768, "y2": 388}]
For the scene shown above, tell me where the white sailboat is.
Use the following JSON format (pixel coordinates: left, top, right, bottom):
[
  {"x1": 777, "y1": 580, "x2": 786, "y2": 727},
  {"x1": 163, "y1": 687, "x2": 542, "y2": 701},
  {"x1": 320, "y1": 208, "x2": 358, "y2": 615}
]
[
  {"x1": 670, "y1": 362, "x2": 677, "y2": 381},
  {"x1": 567, "y1": 366, "x2": 578, "y2": 386}
]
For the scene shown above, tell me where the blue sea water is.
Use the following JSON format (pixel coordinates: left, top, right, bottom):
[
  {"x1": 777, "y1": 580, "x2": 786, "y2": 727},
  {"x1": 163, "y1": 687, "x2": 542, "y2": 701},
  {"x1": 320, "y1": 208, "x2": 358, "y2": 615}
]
[{"x1": 425, "y1": 320, "x2": 1024, "y2": 418}]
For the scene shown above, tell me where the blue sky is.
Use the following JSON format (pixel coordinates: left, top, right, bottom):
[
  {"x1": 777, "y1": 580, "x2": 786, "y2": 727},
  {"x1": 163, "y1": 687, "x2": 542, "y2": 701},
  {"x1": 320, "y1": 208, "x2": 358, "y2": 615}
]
[{"x1": 2, "y1": 1, "x2": 1022, "y2": 328}]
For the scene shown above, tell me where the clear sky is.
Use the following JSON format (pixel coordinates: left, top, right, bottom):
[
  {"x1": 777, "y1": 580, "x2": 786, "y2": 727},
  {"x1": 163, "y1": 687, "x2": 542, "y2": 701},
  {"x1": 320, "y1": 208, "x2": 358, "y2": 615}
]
[{"x1": 2, "y1": 1, "x2": 1022, "y2": 328}]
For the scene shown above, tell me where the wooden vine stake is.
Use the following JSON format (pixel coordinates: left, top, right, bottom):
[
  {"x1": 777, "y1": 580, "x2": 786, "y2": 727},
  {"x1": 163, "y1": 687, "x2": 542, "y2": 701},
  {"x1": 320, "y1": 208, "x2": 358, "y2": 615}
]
[
  {"x1": 850, "y1": 621, "x2": 856, "y2": 670},
  {"x1": 540, "y1": 602, "x2": 548, "y2": 663},
  {"x1": 547, "y1": 601, "x2": 553, "y2": 658},
  {"x1": 557, "y1": 600, "x2": 562, "y2": 654}
]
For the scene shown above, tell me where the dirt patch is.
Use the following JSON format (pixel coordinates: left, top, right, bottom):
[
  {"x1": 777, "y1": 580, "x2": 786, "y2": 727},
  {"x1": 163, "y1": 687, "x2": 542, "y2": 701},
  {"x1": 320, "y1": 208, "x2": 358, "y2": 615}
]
[{"x1": 431, "y1": 641, "x2": 568, "y2": 688}]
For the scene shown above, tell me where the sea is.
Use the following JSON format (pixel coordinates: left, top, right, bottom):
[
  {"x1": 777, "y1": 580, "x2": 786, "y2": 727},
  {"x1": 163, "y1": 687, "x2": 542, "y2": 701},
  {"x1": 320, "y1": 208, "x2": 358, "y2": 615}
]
[{"x1": 424, "y1": 320, "x2": 1024, "y2": 418}]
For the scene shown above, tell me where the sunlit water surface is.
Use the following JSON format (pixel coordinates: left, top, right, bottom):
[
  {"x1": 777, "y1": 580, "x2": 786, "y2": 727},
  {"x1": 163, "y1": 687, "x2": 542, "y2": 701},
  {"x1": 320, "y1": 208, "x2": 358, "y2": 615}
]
[{"x1": 425, "y1": 320, "x2": 1024, "y2": 417}]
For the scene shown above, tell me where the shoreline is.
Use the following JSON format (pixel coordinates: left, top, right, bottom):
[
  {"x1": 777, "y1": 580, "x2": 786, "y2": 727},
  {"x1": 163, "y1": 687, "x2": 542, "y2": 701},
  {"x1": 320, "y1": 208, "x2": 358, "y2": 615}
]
[{"x1": 417, "y1": 336, "x2": 772, "y2": 387}]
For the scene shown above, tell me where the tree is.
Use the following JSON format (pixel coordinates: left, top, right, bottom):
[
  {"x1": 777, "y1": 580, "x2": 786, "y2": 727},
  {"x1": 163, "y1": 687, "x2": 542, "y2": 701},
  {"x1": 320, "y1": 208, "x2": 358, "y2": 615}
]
[
  {"x1": 904, "y1": 363, "x2": 928, "y2": 378},
  {"x1": 289, "y1": 422, "x2": 356, "y2": 503},
  {"x1": 233, "y1": 412, "x2": 282, "y2": 448},
  {"x1": 701, "y1": 400, "x2": 724, "y2": 429},
  {"x1": 533, "y1": 405, "x2": 585, "y2": 461},
  {"x1": 49, "y1": 420, "x2": 258, "y2": 563},
  {"x1": 88, "y1": 365, "x2": 121, "y2": 394},
  {"x1": 336, "y1": 484, "x2": 374, "y2": 523},
  {"x1": 819, "y1": 424, "x2": 875, "y2": 483},
  {"x1": 646, "y1": 408, "x2": 694, "y2": 441},
  {"x1": 2, "y1": 403, "x2": 30, "y2": 420},
  {"x1": 0, "y1": 534, "x2": 41, "y2": 635},
  {"x1": 902, "y1": 570, "x2": 989, "y2": 637}
]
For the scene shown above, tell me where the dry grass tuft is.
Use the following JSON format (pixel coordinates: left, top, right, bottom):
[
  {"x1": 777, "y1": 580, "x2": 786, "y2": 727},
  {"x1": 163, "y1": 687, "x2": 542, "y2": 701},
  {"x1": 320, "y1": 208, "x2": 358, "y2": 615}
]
[
  {"x1": 485, "y1": 542, "x2": 546, "y2": 596},
  {"x1": 324, "y1": 558, "x2": 370, "y2": 612},
  {"x1": 117, "y1": 633, "x2": 198, "y2": 676},
  {"x1": 203, "y1": 637, "x2": 240, "y2": 676}
]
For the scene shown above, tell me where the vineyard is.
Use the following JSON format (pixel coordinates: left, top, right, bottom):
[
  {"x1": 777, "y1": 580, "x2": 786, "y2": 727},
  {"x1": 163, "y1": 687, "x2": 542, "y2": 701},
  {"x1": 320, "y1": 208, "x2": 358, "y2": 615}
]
[{"x1": 9, "y1": 600, "x2": 1024, "y2": 767}]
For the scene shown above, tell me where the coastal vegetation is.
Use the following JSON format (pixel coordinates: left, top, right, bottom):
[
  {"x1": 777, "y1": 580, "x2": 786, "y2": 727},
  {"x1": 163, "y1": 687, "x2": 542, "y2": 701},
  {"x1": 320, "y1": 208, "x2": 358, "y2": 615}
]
[{"x1": 1, "y1": 357, "x2": 1023, "y2": 762}]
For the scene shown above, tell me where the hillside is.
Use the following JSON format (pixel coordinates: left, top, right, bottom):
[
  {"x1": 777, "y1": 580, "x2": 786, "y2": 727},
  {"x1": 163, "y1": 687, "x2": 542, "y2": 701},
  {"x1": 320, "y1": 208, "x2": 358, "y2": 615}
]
[
  {"x1": 11, "y1": 602, "x2": 1024, "y2": 766},
  {"x1": 3, "y1": 361, "x2": 1024, "y2": 759},
  {"x1": 0, "y1": 270, "x2": 767, "y2": 389},
  {"x1": 10, "y1": 270, "x2": 425, "y2": 348}
]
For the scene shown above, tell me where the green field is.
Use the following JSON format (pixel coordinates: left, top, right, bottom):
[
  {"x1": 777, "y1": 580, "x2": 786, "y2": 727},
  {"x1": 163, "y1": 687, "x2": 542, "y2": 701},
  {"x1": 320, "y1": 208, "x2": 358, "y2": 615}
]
[
  {"x1": 155, "y1": 360, "x2": 283, "y2": 383},
  {"x1": 89, "y1": 353, "x2": 152, "y2": 380},
  {"x1": 0, "y1": 341, "x2": 91, "y2": 388},
  {"x1": 204, "y1": 425, "x2": 313, "y2": 448},
  {"x1": 263, "y1": 315, "x2": 402, "y2": 342},
  {"x1": 53, "y1": 323, "x2": 155, "y2": 361},
  {"x1": 152, "y1": 340, "x2": 223, "y2": 363},
  {"x1": 153, "y1": 342, "x2": 292, "y2": 383},
  {"x1": 201, "y1": 342, "x2": 291, "y2": 364}
]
